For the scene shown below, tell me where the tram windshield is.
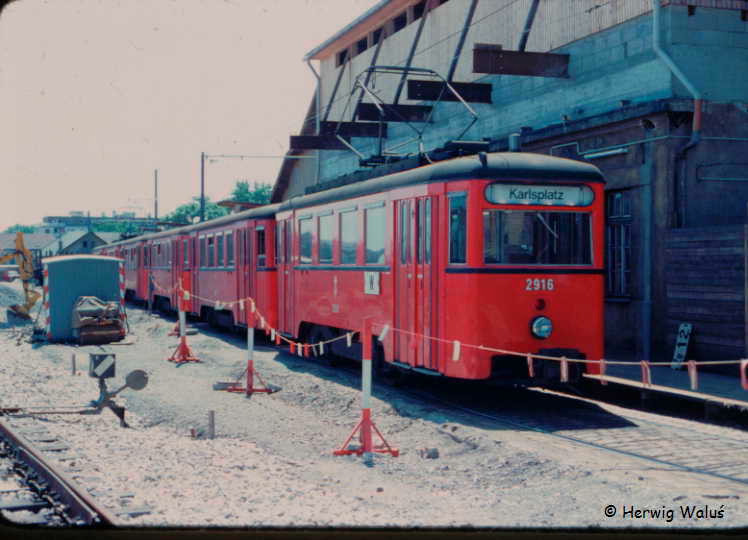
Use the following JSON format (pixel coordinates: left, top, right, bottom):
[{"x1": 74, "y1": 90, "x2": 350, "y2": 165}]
[{"x1": 483, "y1": 210, "x2": 591, "y2": 265}]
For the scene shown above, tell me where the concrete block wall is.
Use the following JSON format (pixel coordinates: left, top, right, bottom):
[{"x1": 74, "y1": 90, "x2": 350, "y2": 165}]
[
  {"x1": 667, "y1": 7, "x2": 748, "y2": 101},
  {"x1": 317, "y1": 5, "x2": 747, "y2": 183}
]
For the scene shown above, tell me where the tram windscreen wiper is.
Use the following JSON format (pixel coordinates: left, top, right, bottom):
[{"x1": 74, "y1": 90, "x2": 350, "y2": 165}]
[{"x1": 535, "y1": 213, "x2": 558, "y2": 239}]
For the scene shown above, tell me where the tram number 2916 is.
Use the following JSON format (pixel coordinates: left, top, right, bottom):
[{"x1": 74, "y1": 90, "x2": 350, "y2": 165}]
[{"x1": 525, "y1": 278, "x2": 555, "y2": 291}]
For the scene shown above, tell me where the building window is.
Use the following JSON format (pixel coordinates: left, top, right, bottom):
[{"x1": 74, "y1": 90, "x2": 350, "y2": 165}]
[
  {"x1": 340, "y1": 211, "x2": 358, "y2": 264},
  {"x1": 336, "y1": 48, "x2": 348, "y2": 67},
  {"x1": 365, "y1": 204, "x2": 385, "y2": 265},
  {"x1": 413, "y1": 1, "x2": 425, "y2": 20},
  {"x1": 319, "y1": 214, "x2": 334, "y2": 263},
  {"x1": 355, "y1": 37, "x2": 368, "y2": 56},
  {"x1": 449, "y1": 192, "x2": 467, "y2": 264},
  {"x1": 299, "y1": 219, "x2": 313, "y2": 264},
  {"x1": 393, "y1": 12, "x2": 407, "y2": 33},
  {"x1": 606, "y1": 190, "x2": 632, "y2": 297}
]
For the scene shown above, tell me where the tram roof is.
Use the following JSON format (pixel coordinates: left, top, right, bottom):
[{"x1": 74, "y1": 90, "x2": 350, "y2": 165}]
[{"x1": 278, "y1": 151, "x2": 604, "y2": 213}]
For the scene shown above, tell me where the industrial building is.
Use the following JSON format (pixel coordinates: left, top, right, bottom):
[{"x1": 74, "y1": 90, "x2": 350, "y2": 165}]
[{"x1": 272, "y1": 0, "x2": 748, "y2": 362}]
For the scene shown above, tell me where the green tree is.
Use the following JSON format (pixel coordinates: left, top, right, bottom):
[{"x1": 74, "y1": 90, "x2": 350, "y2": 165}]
[
  {"x1": 163, "y1": 196, "x2": 228, "y2": 224},
  {"x1": 231, "y1": 180, "x2": 272, "y2": 204},
  {"x1": 92, "y1": 222, "x2": 139, "y2": 235},
  {"x1": 3, "y1": 224, "x2": 35, "y2": 233}
]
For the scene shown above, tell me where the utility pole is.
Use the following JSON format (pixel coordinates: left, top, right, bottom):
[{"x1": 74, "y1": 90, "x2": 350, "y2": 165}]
[
  {"x1": 200, "y1": 152, "x2": 206, "y2": 222},
  {"x1": 154, "y1": 169, "x2": 158, "y2": 220}
]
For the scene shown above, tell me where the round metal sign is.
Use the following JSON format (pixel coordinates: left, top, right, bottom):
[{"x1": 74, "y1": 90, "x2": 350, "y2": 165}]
[{"x1": 125, "y1": 369, "x2": 148, "y2": 391}]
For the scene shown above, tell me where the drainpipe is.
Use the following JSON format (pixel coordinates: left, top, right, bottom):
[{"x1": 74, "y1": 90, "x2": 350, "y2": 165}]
[
  {"x1": 306, "y1": 59, "x2": 321, "y2": 185},
  {"x1": 652, "y1": 0, "x2": 703, "y2": 227},
  {"x1": 646, "y1": 0, "x2": 703, "y2": 361}
]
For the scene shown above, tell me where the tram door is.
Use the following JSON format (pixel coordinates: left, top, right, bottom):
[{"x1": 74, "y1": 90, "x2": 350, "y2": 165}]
[
  {"x1": 415, "y1": 197, "x2": 435, "y2": 370},
  {"x1": 181, "y1": 237, "x2": 192, "y2": 313},
  {"x1": 395, "y1": 197, "x2": 435, "y2": 368},
  {"x1": 278, "y1": 219, "x2": 294, "y2": 334},
  {"x1": 137, "y1": 245, "x2": 148, "y2": 300},
  {"x1": 237, "y1": 229, "x2": 250, "y2": 324}
]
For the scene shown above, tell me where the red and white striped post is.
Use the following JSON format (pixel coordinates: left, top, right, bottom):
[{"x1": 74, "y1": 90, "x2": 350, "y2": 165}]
[
  {"x1": 118, "y1": 261, "x2": 127, "y2": 338},
  {"x1": 333, "y1": 317, "x2": 398, "y2": 460},
  {"x1": 222, "y1": 300, "x2": 278, "y2": 396},
  {"x1": 245, "y1": 304, "x2": 255, "y2": 396},
  {"x1": 168, "y1": 279, "x2": 200, "y2": 364},
  {"x1": 42, "y1": 265, "x2": 52, "y2": 341}
]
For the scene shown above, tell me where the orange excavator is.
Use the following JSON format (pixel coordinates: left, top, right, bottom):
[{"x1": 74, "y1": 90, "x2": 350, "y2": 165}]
[{"x1": 0, "y1": 232, "x2": 41, "y2": 319}]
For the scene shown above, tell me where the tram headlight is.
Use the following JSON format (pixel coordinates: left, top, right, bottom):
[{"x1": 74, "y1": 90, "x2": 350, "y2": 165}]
[{"x1": 530, "y1": 316, "x2": 553, "y2": 339}]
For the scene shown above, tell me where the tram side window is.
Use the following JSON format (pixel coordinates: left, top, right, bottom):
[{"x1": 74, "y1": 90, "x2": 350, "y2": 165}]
[
  {"x1": 340, "y1": 211, "x2": 357, "y2": 264},
  {"x1": 319, "y1": 214, "x2": 333, "y2": 263},
  {"x1": 200, "y1": 237, "x2": 206, "y2": 267},
  {"x1": 207, "y1": 237, "x2": 215, "y2": 267},
  {"x1": 299, "y1": 219, "x2": 313, "y2": 264},
  {"x1": 400, "y1": 202, "x2": 410, "y2": 264},
  {"x1": 256, "y1": 228, "x2": 266, "y2": 267},
  {"x1": 365, "y1": 205, "x2": 385, "y2": 265},
  {"x1": 285, "y1": 220, "x2": 292, "y2": 264},
  {"x1": 245, "y1": 229, "x2": 251, "y2": 264},
  {"x1": 449, "y1": 193, "x2": 467, "y2": 264},
  {"x1": 217, "y1": 234, "x2": 224, "y2": 267},
  {"x1": 226, "y1": 232, "x2": 234, "y2": 266},
  {"x1": 276, "y1": 223, "x2": 283, "y2": 264},
  {"x1": 183, "y1": 240, "x2": 189, "y2": 267}
]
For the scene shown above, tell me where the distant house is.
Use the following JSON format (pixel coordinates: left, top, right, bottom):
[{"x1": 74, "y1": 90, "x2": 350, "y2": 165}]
[{"x1": 41, "y1": 231, "x2": 116, "y2": 257}]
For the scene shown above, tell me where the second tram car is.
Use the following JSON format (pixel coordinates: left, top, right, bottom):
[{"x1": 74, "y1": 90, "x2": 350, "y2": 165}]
[{"x1": 96, "y1": 151, "x2": 604, "y2": 383}]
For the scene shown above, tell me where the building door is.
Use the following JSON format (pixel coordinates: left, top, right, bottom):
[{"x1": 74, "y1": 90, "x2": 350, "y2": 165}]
[{"x1": 279, "y1": 219, "x2": 294, "y2": 335}]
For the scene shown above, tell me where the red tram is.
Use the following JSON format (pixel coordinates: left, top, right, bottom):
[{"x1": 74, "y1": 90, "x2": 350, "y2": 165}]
[{"x1": 96, "y1": 152, "x2": 605, "y2": 383}]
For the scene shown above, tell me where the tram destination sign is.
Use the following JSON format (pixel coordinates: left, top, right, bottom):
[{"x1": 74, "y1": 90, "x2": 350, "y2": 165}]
[{"x1": 485, "y1": 183, "x2": 594, "y2": 206}]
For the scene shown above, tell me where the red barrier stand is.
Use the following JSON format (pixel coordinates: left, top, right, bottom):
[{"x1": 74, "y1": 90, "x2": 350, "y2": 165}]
[
  {"x1": 215, "y1": 308, "x2": 279, "y2": 396},
  {"x1": 334, "y1": 318, "x2": 398, "y2": 459},
  {"x1": 168, "y1": 281, "x2": 200, "y2": 364}
]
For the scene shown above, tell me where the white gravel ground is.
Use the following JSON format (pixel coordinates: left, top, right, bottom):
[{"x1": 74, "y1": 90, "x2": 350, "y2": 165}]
[{"x1": 1, "y1": 281, "x2": 747, "y2": 530}]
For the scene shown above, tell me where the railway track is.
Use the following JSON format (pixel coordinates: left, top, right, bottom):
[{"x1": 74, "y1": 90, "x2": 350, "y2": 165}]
[
  {"x1": 396, "y1": 380, "x2": 748, "y2": 488},
  {"x1": 0, "y1": 416, "x2": 118, "y2": 526}
]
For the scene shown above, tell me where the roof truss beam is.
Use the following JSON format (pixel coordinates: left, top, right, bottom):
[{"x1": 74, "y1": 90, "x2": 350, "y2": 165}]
[
  {"x1": 407, "y1": 79, "x2": 492, "y2": 104},
  {"x1": 473, "y1": 45, "x2": 569, "y2": 78}
]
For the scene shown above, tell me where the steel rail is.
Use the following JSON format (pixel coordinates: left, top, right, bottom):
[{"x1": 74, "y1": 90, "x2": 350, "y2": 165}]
[{"x1": 0, "y1": 417, "x2": 118, "y2": 526}]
